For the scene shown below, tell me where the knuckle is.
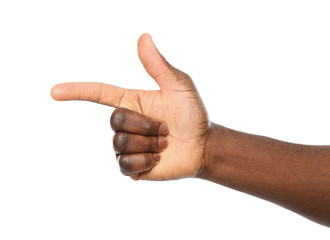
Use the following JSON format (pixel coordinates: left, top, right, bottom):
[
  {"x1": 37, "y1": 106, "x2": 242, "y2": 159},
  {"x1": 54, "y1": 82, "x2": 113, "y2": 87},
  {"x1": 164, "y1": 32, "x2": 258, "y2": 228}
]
[
  {"x1": 143, "y1": 120, "x2": 153, "y2": 132},
  {"x1": 149, "y1": 137, "x2": 158, "y2": 152},
  {"x1": 144, "y1": 155, "x2": 153, "y2": 169},
  {"x1": 142, "y1": 118, "x2": 158, "y2": 135},
  {"x1": 110, "y1": 108, "x2": 127, "y2": 131},
  {"x1": 174, "y1": 68, "x2": 191, "y2": 80},
  {"x1": 113, "y1": 132, "x2": 129, "y2": 153},
  {"x1": 118, "y1": 155, "x2": 134, "y2": 176}
]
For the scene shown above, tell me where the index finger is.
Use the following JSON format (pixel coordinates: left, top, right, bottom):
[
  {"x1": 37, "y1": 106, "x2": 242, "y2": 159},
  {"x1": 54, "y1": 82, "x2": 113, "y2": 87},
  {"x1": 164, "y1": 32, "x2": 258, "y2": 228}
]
[{"x1": 51, "y1": 82, "x2": 125, "y2": 108}]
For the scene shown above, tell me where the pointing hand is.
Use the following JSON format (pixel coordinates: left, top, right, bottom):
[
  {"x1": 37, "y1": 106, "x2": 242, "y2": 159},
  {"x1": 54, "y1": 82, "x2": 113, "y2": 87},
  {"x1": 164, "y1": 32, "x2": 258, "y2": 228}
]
[{"x1": 51, "y1": 33, "x2": 212, "y2": 180}]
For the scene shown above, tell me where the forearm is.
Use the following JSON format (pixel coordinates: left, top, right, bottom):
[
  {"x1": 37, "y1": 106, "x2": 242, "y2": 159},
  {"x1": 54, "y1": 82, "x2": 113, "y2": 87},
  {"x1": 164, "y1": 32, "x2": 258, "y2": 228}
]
[{"x1": 197, "y1": 123, "x2": 330, "y2": 227}]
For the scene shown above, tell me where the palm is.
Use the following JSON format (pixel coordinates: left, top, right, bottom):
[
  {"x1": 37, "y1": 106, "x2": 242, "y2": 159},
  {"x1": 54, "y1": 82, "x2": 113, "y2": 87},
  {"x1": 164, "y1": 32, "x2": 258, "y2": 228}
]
[
  {"x1": 51, "y1": 33, "x2": 210, "y2": 180},
  {"x1": 119, "y1": 80, "x2": 209, "y2": 180}
]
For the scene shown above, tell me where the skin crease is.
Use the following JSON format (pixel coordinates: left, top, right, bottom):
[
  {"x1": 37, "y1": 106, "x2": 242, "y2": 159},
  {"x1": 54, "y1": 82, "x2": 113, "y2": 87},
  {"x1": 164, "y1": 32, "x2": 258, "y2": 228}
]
[{"x1": 51, "y1": 33, "x2": 330, "y2": 227}]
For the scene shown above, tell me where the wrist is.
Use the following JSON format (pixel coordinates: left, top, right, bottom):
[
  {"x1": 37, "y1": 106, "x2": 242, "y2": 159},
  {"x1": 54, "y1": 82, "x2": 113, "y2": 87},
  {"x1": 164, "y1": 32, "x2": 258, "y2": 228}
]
[{"x1": 196, "y1": 123, "x2": 227, "y2": 180}]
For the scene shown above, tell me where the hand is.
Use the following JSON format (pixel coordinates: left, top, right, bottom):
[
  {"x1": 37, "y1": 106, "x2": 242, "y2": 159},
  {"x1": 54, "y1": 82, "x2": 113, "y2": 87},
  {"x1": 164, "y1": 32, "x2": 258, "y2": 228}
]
[{"x1": 51, "y1": 33, "x2": 212, "y2": 180}]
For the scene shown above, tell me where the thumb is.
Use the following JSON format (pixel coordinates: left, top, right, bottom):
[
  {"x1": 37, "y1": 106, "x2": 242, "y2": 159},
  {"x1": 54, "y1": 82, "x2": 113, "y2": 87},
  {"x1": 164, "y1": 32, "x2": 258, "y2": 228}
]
[{"x1": 137, "y1": 33, "x2": 193, "y2": 90}]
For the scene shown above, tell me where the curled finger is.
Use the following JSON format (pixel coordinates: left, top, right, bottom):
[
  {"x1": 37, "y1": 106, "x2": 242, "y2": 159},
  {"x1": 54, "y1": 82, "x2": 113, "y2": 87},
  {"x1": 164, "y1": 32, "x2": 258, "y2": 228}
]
[
  {"x1": 117, "y1": 153, "x2": 160, "y2": 176},
  {"x1": 113, "y1": 132, "x2": 168, "y2": 154},
  {"x1": 111, "y1": 108, "x2": 169, "y2": 136}
]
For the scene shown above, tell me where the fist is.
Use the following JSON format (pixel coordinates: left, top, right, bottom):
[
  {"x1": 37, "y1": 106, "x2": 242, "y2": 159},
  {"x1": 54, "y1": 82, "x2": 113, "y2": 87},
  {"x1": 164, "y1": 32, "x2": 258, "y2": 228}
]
[{"x1": 111, "y1": 108, "x2": 169, "y2": 178}]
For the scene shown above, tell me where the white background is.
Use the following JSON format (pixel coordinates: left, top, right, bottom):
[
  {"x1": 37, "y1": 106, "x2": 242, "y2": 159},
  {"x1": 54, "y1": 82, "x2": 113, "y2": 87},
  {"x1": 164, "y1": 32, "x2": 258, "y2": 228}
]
[{"x1": 0, "y1": 0, "x2": 329, "y2": 239}]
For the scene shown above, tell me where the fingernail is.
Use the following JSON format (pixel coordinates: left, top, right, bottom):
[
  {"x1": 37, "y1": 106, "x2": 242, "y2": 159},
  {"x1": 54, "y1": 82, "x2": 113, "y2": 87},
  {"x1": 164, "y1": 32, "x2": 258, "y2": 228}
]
[
  {"x1": 153, "y1": 153, "x2": 161, "y2": 162},
  {"x1": 157, "y1": 137, "x2": 168, "y2": 150},
  {"x1": 158, "y1": 123, "x2": 169, "y2": 136}
]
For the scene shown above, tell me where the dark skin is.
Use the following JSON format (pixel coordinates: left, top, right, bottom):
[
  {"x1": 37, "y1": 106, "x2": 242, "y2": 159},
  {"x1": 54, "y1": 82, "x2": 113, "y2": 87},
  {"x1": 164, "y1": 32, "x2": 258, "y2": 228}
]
[{"x1": 51, "y1": 33, "x2": 330, "y2": 227}]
